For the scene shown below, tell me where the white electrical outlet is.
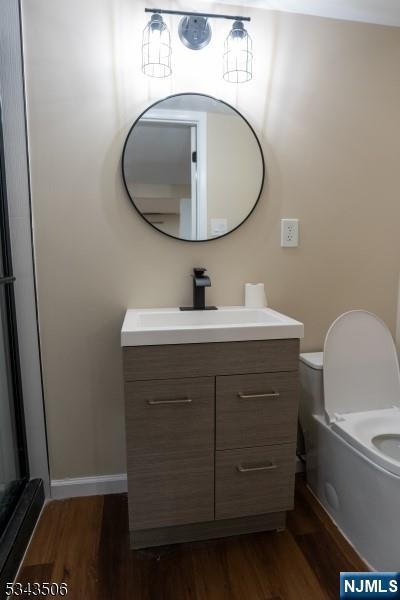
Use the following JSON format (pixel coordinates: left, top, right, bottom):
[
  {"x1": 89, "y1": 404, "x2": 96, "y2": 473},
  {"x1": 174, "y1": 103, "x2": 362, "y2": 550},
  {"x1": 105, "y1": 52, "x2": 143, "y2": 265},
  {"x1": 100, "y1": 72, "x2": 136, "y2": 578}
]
[
  {"x1": 211, "y1": 218, "x2": 228, "y2": 236},
  {"x1": 281, "y1": 219, "x2": 299, "y2": 247}
]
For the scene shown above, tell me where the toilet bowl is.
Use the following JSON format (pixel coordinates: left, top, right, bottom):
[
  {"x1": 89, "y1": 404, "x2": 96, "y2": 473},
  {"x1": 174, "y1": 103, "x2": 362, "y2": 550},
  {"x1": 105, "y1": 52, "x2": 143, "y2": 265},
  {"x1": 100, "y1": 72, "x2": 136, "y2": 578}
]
[
  {"x1": 331, "y1": 407, "x2": 400, "y2": 476},
  {"x1": 299, "y1": 310, "x2": 400, "y2": 570}
]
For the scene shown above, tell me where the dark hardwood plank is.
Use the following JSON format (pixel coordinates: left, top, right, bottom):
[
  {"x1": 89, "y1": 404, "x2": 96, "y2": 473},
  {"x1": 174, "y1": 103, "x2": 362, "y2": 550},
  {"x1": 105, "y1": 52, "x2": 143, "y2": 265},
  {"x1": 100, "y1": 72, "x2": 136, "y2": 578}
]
[
  {"x1": 22, "y1": 500, "x2": 66, "y2": 566},
  {"x1": 97, "y1": 494, "x2": 151, "y2": 600},
  {"x1": 296, "y1": 530, "x2": 351, "y2": 600},
  {"x1": 18, "y1": 562, "x2": 54, "y2": 583},
  {"x1": 253, "y1": 529, "x2": 330, "y2": 600},
  {"x1": 17, "y1": 564, "x2": 54, "y2": 599},
  {"x1": 17, "y1": 478, "x2": 367, "y2": 600},
  {"x1": 21, "y1": 497, "x2": 104, "y2": 600},
  {"x1": 210, "y1": 536, "x2": 280, "y2": 600}
]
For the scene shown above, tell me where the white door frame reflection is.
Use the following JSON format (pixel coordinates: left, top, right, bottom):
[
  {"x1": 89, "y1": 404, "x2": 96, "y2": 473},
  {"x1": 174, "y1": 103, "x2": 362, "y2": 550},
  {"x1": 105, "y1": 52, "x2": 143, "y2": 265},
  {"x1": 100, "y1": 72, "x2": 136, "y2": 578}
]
[{"x1": 136, "y1": 108, "x2": 208, "y2": 240}]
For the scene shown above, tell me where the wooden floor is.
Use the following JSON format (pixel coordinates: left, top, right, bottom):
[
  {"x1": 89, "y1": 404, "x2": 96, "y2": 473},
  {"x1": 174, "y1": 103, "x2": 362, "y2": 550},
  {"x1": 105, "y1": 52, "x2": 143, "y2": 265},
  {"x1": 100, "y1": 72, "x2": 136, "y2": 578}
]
[{"x1": 18, "y1": 477, "x2": 366, "y2": 600}]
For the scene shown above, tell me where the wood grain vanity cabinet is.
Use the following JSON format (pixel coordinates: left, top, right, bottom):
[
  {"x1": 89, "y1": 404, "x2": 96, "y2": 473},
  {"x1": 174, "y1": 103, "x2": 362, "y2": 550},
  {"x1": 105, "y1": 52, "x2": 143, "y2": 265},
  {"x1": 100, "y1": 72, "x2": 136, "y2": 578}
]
[{"x1": 123, "y1": 339, "x2": 299, "y2": 548}]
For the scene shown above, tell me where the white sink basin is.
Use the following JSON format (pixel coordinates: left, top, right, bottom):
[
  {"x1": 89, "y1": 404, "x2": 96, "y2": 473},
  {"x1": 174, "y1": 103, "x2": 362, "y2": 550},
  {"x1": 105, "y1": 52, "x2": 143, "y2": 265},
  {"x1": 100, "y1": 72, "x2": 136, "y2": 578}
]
[{"x1": 121, "y1": 306, "x2": 304, "y2": 346}]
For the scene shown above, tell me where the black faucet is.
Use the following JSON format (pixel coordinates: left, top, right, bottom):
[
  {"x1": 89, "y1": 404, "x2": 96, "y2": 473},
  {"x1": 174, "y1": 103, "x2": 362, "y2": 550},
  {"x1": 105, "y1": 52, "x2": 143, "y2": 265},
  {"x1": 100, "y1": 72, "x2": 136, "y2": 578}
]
[
  {"x1": 180, "y1": 268, "x2": 217, "y2": 311},
  {"x1": 192, "y1": 268, "x2": 211, "y2": 310}
]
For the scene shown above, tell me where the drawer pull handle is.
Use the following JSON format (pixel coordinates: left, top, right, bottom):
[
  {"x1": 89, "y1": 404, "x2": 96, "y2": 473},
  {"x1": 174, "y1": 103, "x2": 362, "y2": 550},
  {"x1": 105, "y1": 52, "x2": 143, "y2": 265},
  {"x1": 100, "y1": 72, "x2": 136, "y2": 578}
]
[
  {"x1": 237, "y1": 462, "x2": 277, "y2": 473},
  {"x1": 147, "y1": 397, "x2": 193, "y2": 406},
  {"x1": 237, "y1": 391, "x2": 280, "y2": 400}
]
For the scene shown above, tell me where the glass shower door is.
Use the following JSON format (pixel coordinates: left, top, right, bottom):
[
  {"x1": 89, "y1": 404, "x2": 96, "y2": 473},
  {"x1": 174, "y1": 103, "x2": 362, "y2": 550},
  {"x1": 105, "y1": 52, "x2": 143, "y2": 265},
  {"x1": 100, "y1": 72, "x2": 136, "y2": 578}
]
[
  {"x1": 0, "y1": 286, "x2": 26, "y2": 535},
  {"x1": 0, "y1": 104, "x2": 28, "y2": 537}
]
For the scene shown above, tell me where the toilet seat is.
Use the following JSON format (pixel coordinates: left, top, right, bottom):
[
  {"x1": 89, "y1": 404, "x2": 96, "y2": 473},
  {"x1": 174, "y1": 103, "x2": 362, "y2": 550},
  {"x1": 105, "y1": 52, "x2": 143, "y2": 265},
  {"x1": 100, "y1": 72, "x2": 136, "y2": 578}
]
[
  {"x1": 323, "y1": 310, "x2": 400, "y2": 476},
  {"x1": 331, "y1": 407, "x2": 400, "y2": 476},
  {"x1": 324, "y1": 310, "x2": 400, "y2": 420}
]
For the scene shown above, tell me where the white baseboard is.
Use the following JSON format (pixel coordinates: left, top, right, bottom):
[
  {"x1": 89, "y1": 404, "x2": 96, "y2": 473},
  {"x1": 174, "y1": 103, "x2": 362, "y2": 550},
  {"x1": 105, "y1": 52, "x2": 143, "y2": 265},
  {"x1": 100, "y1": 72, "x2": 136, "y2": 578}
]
[{"x1": 50, "y1": 473, "x2": 127, "y2": 499}]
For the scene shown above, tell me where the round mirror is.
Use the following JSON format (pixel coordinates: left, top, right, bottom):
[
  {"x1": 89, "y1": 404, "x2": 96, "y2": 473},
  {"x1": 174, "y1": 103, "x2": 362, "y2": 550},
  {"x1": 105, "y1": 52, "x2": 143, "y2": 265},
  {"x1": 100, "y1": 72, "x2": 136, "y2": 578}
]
[{"x1": 122, "y1": 93, "x2": 265, "y2": 242}]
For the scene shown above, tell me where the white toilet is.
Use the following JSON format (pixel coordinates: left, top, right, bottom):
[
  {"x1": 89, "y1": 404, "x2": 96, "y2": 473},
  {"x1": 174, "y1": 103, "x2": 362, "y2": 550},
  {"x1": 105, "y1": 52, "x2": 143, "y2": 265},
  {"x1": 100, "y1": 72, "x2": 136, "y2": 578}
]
[{"x1": 299, "y1": 310, "x2": 400, "y2": 571}]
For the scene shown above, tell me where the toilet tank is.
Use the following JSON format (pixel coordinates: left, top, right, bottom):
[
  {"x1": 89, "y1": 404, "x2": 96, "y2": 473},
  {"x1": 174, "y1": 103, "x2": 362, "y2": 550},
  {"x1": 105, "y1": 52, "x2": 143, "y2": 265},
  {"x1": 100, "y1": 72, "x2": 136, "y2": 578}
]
[
  {"x1": 299, "y1": 352, "x2": 324, "y2": 445},
  {"x1": 299, "y1": 352, "x2": 324, "y2": 486}
]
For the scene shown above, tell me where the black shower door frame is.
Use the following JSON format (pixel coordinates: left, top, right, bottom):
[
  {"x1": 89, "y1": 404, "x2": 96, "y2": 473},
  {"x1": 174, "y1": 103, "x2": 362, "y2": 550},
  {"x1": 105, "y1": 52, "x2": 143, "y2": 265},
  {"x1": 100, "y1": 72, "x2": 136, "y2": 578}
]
[
  {"x1": 0, "y1": 101, "x2": 45, "y2": 594},
  {"x1": 0, "y1": 101, "x2": 30, "y2": 527}
]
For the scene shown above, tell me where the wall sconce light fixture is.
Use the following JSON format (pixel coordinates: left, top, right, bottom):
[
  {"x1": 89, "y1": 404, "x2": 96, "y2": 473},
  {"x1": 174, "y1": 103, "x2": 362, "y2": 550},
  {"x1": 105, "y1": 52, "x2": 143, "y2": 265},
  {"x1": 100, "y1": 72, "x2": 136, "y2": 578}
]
[
  {"x1": 142, "y1": 12, "x2": 172, "y2": 77},
  {"x1": 142, "y1": 8, "x2": 252, "y2": 83},
  {"x1": 223, "y1": 20, "x2": 253, "y2": 83}
]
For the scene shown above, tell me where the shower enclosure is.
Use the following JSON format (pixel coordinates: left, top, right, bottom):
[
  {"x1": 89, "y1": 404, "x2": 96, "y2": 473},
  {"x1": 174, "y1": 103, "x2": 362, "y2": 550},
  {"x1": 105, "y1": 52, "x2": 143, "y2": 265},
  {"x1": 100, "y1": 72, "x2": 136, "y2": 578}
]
[
  {"x1": 0, "y1": 100, "x2": 28, "y2": 533},
  {"x1": 0, "y1": 103, "x2": 44, "y2": 590}
]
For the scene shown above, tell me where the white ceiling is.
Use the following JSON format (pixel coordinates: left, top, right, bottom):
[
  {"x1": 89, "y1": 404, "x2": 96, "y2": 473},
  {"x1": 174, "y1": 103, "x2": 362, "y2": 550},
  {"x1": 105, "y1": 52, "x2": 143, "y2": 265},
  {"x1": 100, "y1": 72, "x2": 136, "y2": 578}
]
[{"x1": 196, "y1": 0, "x2": 400, "y2": 27}]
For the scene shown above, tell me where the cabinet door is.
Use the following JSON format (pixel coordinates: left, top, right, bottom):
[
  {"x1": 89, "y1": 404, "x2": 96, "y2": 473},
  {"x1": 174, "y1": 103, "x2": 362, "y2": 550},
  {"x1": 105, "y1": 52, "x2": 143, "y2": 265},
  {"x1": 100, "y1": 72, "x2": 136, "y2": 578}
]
[
  {"x1": 125, "y1": 377, "x2": 214, "y2": 530},
  {"x1": 215, "y1": 444, "x2": 296, "y2": 520},
  {"x1": 216, "y1": 372, "x2": 298, "y2": 450}
]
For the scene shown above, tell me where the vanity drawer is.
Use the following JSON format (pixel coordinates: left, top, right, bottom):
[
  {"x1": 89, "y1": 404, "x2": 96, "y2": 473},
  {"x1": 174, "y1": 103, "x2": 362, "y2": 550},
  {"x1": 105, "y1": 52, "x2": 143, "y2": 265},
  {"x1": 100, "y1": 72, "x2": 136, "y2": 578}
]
[
  {"x1": 216, "y1": 372, "x2": 298, "y2": 450},
  {"x1": 123, "y1": 339, "x2": 299, "y2": 381},
  {"x1": 215, "y1": 444, "x2": 296, "y2": 520},
  {"x1": 125, "y1": 377, "x2": 214, "y2": 454}
]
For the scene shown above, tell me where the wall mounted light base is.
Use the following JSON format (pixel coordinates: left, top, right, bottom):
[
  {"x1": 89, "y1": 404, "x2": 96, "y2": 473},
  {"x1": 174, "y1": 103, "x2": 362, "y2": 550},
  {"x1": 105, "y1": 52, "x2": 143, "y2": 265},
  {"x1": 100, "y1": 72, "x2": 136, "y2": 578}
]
[{"x1": 178, "y1": 16, "x2": 212, "y2": 50}]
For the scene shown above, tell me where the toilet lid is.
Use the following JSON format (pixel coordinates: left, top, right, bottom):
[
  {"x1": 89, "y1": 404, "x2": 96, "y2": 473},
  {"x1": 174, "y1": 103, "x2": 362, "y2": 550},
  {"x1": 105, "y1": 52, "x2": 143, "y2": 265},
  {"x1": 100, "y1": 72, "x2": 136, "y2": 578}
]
[{"x1": 324, "y1": 310, "x2": 400, "y2": 421}]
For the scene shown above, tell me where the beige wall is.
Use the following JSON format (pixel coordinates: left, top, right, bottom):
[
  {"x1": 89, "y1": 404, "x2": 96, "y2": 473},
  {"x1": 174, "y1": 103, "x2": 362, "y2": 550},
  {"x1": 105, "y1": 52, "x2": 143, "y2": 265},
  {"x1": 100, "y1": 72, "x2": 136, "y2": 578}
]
[{"x1": 21, "y1": 0, "x2": 400, "y2": 479}]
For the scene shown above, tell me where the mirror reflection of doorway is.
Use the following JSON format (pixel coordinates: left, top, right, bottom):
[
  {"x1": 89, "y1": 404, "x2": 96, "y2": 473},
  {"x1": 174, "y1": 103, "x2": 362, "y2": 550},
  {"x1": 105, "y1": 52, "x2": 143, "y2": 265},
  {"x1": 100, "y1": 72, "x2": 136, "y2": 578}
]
[
  {"x1": 130, "y1": 120, "x2": 197, "y2": 239},
  {"x1": 124, "y1": 105, "x2": 210, "y2": 241}
]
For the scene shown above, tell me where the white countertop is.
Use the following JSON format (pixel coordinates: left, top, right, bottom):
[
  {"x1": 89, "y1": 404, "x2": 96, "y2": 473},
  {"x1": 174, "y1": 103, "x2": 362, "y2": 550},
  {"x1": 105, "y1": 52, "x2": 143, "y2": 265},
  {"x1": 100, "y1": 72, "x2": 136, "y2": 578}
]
[{"x1": 121, "y1": 306, "x2": 304, "y2": 347}]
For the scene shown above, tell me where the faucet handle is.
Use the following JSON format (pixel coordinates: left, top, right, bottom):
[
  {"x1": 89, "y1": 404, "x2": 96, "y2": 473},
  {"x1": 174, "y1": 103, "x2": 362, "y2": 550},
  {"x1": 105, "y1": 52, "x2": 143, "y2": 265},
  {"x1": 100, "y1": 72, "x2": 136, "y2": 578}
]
[{"x1": 193, "y1": 267, "x2": 207, "y2": 278}]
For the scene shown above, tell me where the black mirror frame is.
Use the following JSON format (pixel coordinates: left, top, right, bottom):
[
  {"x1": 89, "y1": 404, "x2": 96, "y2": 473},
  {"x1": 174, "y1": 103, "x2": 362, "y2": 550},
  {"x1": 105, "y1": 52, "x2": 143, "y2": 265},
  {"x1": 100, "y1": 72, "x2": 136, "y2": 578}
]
[{"x1": 121, "y1": 92, "x2": 266, "y2": 243}]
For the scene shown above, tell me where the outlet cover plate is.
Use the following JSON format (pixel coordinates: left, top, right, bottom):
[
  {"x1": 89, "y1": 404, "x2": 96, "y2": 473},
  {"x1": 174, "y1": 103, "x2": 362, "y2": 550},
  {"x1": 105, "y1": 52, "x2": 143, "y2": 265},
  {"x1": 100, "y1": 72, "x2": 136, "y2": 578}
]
[{"x1": 281, "y1": 218, "x2": 299, "y2": 247}]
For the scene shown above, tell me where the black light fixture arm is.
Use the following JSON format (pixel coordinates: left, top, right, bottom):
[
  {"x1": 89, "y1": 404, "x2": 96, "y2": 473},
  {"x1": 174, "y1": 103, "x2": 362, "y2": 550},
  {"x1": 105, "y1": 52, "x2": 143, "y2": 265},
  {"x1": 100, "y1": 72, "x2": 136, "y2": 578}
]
[{"x1": 145, "y1": 8, "x2": 251, "y2": 22}]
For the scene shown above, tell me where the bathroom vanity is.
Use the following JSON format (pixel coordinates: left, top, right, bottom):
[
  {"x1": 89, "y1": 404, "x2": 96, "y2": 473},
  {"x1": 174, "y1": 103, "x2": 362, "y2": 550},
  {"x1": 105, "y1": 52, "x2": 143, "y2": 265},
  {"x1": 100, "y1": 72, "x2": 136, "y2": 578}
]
[
  {"x1": 121, "y1": 91, "x2": 304, "y2": 548},
  {"x1": 122, "y1": 307, "x2": 303, "y2": 548}
]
